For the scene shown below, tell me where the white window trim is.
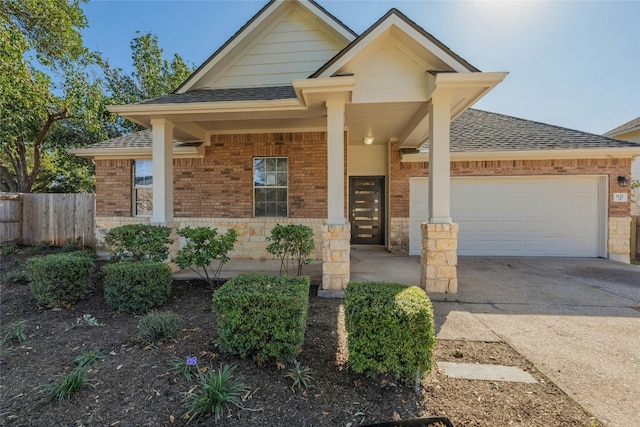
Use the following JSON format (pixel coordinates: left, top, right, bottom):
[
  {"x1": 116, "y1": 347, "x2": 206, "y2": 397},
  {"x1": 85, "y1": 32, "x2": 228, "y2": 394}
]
[{"x1": 133, "y1": 159, "x2": 153, "y2": 217}]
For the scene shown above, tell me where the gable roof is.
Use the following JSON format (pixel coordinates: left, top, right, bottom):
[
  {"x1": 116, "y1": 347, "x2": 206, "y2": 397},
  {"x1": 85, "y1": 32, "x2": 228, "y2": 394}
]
[
  {"x1": 175, "y1": 0, "x2": 356, "y2": 93},
  {"x1": 312, "y1": 8, "x2": 479, "y2": 78},
  {"x1": 604, "y1": 117, "x2": 640, "y2": 137}
]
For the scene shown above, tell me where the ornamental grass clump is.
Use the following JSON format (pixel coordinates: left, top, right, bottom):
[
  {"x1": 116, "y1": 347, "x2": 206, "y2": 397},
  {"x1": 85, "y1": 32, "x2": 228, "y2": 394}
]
[
  {"x1": 344, "y1": 281, "x2": 436, "y2": 383},
  {"x1": 182, "y1": 363, "x2": 248, "y2": 424},
  {"x1": 26, "y1": 253, "x2": 95, "y2": 307},
  {"x1": 39, "y1": 367, "x2": 97, "y2": 402},
  {"x1": 102, "y1": 261, "x2": 172, "y2": 314},
  {"x1": 172, "y1": 355, "x2": 199, "y2": 382},
  {"x1": 212, "y1": 273, "x2": 310, "y2": 364},
  {"x1": 138, "y1": 311, "x2": 182, "y2": 343}
]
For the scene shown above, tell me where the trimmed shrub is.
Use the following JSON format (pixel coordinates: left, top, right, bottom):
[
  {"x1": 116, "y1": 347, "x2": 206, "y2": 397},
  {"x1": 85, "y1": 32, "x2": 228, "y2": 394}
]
[
  {"x1": 103, "y1": 224, "x2": 172, "y2": 262},
  {"x1": 212, "y1": 273, "x2": 310, "y2": 364},
  {"x1": 138, "y1": 311, "x2": 182, "y2": 343},
  {"x1": 26, "y1": 254, "x2": 95, "y2": 307},
  {"x1": 344, "y1": 281, "x2": 435, "y2": 381},
  {"x1": 102, "y1": 261, "x2": 172, "y2": 314}
]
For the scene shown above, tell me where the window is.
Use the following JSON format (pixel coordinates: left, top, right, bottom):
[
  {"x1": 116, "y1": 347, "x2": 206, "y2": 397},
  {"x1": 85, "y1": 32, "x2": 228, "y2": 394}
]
[
  {"x1": 254, "y1": 157, "x2": 287, "y2": 217},
  {"x1": 133, "y1": 160, "x2": 152, "y2": 216}
]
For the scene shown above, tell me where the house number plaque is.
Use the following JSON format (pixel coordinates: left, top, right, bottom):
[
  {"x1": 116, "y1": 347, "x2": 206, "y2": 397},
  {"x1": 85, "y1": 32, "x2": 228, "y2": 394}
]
[{"x1": 613, "y1": 193, "x2": 627, "y2": 203}]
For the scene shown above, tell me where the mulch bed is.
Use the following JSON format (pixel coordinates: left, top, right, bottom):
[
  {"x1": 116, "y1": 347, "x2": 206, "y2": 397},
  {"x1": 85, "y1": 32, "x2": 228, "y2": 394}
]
[{"x1": 1, "y1": 247, "x2": 597, "y2": 426}]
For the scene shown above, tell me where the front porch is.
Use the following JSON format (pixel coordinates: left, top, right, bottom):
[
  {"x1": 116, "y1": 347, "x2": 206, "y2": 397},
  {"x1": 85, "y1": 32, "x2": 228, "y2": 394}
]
[{"x1": 173, "y1": 245, "x2": 421, "y2": 296}]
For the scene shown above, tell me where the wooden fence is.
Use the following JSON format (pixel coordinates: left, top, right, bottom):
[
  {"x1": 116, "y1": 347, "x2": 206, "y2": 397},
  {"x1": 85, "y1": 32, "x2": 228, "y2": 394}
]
[{"x1": 0, "y1": 193, "x2": 95, "y2": 246}]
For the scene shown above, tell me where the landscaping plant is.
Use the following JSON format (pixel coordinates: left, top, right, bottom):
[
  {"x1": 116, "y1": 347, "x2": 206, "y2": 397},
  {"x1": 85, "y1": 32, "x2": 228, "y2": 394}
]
[
  {"x1": 102, "y1": 261, "x2": 172, "y2": 314},
  {"x1": 26, "y1": 253, "x2": 95, "y2": 307},
  {"x1": 138, "y1": 311, "x2": 182, "y2": 343},
  {"x1": 39, "y1": 367, "x2": 97, "y2": 402},
  {"x1": 172, "y1": 355, "x2": 199, "y2": 382},
  {"x1": 344, "y1": 281, "x2": 436, "y2": 383},
  {"x1": 73, "y1": 350, "x2": 105, "y2": 368},
  {"x1": 3, "y1": 270, "x2": 29, "y2": 285},
  {"x1": 286, "y1": 359, "x2": 313, "y2": 391},
  {"x1": 103, "y1": 224, "x2": 172, "y2": 262},
  {"x1": 174, "y1": 226, "x2": 238, "y2": 285},
  {"x1": 2, "y1": 319, "x2": 28, "y2": 344},
  {"x1": 213, "y1": 273, "x2": 310, "y2": 364},
  {"x1": 266, "y1": 224, "x2": 314, "y2": 276},
  {"x1": 183, "y1": 363, "x2": 248, "y2": 424}
]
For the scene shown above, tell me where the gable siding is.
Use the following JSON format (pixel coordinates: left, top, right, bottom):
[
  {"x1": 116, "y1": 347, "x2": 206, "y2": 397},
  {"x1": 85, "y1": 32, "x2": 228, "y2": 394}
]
[
  {"x1": 350, "y1": 43, "x2": 429, "y2": 104},
  {"x1": 203, "y1": 10, "x2": 344, "y2": 89}
]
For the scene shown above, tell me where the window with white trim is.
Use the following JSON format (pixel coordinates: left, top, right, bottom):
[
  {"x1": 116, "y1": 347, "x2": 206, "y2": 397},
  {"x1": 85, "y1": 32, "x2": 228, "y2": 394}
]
[
  {"x1": 133, "y1": 160, "x2": 152, "y2": 216},
  {"x1": 254, "y1": 157, "x2": 287, "y2": 217}
]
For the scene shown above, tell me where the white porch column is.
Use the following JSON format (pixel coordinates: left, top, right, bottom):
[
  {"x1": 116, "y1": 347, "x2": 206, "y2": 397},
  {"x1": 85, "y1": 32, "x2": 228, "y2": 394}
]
[
  {"x1": 320, "y1": 98, "x2": 350, "y2": 297},
  {"x1": 150, "y1": 118, "x2": 174, "y2": 223},
  {"x1": 428, "y1": 91, "x2": 453, "y2": 224},
  {"x1": 326, "y1": 98, "x2": 346, "y2": 225},
  {"x1": 421, "y1": 91, "x2": 458, "y2": 293}
]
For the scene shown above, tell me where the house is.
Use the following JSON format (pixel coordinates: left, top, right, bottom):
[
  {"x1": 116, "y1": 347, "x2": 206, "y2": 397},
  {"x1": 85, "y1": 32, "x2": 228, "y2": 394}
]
[
  {"x1": 71, "y1": 0, "x2": 640, "y2": 296},
  {"x1": 604, "y1": 117, "x2": 640, "y2": 216}
]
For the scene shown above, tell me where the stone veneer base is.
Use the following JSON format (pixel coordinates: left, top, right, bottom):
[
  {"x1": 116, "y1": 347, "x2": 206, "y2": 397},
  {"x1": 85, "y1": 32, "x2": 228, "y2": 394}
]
[{"x1": 420, "y1": 223, "x2": 458, "y2": 293}]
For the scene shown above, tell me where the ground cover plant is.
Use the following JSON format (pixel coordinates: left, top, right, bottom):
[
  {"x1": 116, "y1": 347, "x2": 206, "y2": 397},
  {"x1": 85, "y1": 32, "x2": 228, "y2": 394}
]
[{"x1": 0, "y1": 246, "x2": 600, "y2": 426}]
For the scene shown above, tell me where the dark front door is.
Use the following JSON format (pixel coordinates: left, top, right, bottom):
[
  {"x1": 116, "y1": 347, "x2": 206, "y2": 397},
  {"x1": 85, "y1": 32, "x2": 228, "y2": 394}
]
[{"x1": 349, "y1": 176, "x2": 385, "y2": 245}]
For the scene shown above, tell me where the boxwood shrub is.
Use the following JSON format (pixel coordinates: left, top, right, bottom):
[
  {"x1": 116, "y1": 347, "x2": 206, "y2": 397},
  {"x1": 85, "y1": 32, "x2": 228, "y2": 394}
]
[
  {"x1": 102, "y1": 261, "x2": 172, "y2": 314},
  {"x1": 212, "y1": 273, "x2": 310, "y2": 364},
  {"x1": 26, "y1": 253, "x2": 95, "y2": 307},
  {"x1": 344, "y1": 281, "x2": 435, "y2": 381}
]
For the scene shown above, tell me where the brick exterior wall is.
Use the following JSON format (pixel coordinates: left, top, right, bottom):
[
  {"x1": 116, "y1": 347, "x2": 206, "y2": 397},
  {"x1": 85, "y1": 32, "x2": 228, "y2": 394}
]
[
  {"x1": 95, "y1": 159, "x2": 132, "y2": 217},
  {"x1": 390, "y1": 142, "x2": 632, "y2": 218}
]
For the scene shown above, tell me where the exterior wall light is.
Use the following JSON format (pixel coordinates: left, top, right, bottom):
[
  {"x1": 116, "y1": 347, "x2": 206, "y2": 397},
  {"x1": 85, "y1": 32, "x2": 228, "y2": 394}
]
[
  {"x1": 617, "y1": 175, "x2": 629, "y2": 187},
  {"x1": 363, "y1": 136, "x2": 374, "y2": 145}
]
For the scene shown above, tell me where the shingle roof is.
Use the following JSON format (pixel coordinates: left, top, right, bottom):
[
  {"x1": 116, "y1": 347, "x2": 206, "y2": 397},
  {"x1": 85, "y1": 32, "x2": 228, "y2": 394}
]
[
  {"x1": 83, "y1": 130, "x2": 190, "y2": 150},
  {"x1": 447, "y1": 109, "x2": 640, "y2": 152},
  {"x1": 603, "y1": 117, "x2": 640, "y2": 137},
  {"x1": 140, "y1": 86, "x2": 297, "y2": 105},
  {"x1": 85, "y1": 109, "x2": 639, "y2": 153}
]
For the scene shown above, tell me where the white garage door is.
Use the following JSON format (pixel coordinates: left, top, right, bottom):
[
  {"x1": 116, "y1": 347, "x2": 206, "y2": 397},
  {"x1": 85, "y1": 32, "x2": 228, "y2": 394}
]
[{"x1": 409, "y1": 176, "x2": 606, "y2": 257}]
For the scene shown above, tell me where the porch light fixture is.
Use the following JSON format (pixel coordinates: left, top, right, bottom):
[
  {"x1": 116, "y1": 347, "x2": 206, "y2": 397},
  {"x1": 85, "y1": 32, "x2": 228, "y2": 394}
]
[
  {"x1": 363, "y1": 136, "x2": 374, "y2": 145},
  {"x1": 617, "y1": 175, "x2": 629, "y2": 187}
]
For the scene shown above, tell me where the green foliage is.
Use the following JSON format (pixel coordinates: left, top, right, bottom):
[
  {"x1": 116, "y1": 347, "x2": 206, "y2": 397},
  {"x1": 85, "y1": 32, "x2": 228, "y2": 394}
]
[
  {"x1": 266, "y1": 224, "x2": 315, "y2": 276},
  {"x1": 1, "y1": 244, "x2": 17, "y2": 255},
  {"x1": 103, "y1": 224, "x2": 173, "y2": 262},
  {"x1": 3, "y1": 319, "x2": 28, "y2": 344},
  {"x1": 39, "y1": 367, "x2": 96, "y2": 402},
  {"x1": 103, "y1": 32, "x2": 193, "y2": 134},
  {"x1": 102, "y1": 261, "x2": 172, "y2": 314},
  {"x1": 3, "y1": 270, "x2": 30, "y2": 285},
  {"x1": 66, "y1": 313, "x2": 104, "y2": 331},
  {"x1": 172, "y1": 356, "x2": 199, "y2": 382},
  {"x1": 138, "y1": 311, "x2": 182, "y2": 343},
  {"x1": 26, "y1": 253, "x2": 94, "y2": 307},
  {"x1": 182, "y1": 364, "x2": 248, "y2": 424},
  {"x1": 174, "y1": 226, "x2": 238, "y2": 285},
  {"x1": 213, "y1": 273, "x2": 310, "y2": 364},
  {"x1": 286, "y1": 359, "x2": 313, "y2": 391},
  {"x1": 344, "y1": 282, "x2": 436, "y2": 381},
  {"x1": 73, "y1": 350, "x2": 105, "y2": 368},
  {"x1": 25, "y1": 241, "x2": 51, "y2": 256}
]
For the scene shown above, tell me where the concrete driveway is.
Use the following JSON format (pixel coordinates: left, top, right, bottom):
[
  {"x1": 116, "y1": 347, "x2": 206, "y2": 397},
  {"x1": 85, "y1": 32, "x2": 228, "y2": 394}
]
[{"x1": 432, "y1": 257, "x2": 640, "y2": 427}]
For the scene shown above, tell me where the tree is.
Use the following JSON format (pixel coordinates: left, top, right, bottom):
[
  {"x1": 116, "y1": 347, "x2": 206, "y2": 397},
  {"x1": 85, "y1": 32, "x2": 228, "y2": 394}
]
[
  {"x1": 0, "y1": 0, "x2": 107, "y2": 193},
  {"x1": 103, "y1": 32, "x2": 193, "y2": 134}
]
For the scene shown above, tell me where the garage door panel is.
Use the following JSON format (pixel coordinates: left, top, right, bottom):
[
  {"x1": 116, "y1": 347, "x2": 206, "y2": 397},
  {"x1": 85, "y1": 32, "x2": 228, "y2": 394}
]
[{"x1": 409, "y1": 176, "x2": 604, "y2": 257}]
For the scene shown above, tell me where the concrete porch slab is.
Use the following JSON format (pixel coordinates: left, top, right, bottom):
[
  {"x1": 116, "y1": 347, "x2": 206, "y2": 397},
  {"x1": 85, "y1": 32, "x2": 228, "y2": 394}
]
[{"x1": 437, "y1": 361, "x2": 537, "y2": 383}]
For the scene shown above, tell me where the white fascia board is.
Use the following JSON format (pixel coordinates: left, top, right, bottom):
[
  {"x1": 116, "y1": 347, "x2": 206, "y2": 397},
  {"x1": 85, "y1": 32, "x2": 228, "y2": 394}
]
[
  {"x1": 434, "y1": 72, "x2": 509, "y2": 88},
  {"x1": 401, "y1": 148, "x2": 640, "y2": 162},
  {"x1": 292, "y1": 76, "x2": 355, "y2": 106},
  {"x1": 606, "y1": 125, "x2": 640, "y2": 138},
  {"x1": 68, "y1": 145, "x2": 205, "y2": 160},
  {"x1": 107, "y1": 98, "x2": 305, "y2": 116}
]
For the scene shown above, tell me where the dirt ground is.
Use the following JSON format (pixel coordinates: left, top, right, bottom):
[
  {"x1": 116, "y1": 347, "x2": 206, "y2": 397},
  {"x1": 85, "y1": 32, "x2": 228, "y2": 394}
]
[{"x1": 1, "y1": 246, "x2": 598, "y2": 426}]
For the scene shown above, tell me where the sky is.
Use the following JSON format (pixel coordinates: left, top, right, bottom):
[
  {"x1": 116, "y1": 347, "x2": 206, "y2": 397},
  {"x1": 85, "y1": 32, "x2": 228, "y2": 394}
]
[{"x1": 80, "y1": 0, "x2": 640, "y2": 135}]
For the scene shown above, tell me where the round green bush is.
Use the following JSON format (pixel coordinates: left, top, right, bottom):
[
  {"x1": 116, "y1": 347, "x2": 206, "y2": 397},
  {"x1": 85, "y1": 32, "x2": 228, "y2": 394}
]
[
  {"x1": 102, "y1": 261, "x2": 172, "y2": 314},
  {"x1": 26, "y1": 253, "x2": 95, "y2": 307}
]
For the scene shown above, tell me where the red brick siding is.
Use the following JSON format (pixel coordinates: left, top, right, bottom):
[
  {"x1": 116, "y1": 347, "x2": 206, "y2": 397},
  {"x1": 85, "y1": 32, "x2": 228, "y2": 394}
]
[
  {"x1": 95, "y1": 159, "x2": 132, "y2": 217},
  {"x1": 390, "y1": 142, "x2": 632, "y2": 218}
]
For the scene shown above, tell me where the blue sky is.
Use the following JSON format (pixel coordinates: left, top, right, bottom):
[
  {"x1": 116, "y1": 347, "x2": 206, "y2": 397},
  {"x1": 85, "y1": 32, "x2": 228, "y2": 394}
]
[{"x1": 81, "y1": 0, "x2": 639, "y2": 135}]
